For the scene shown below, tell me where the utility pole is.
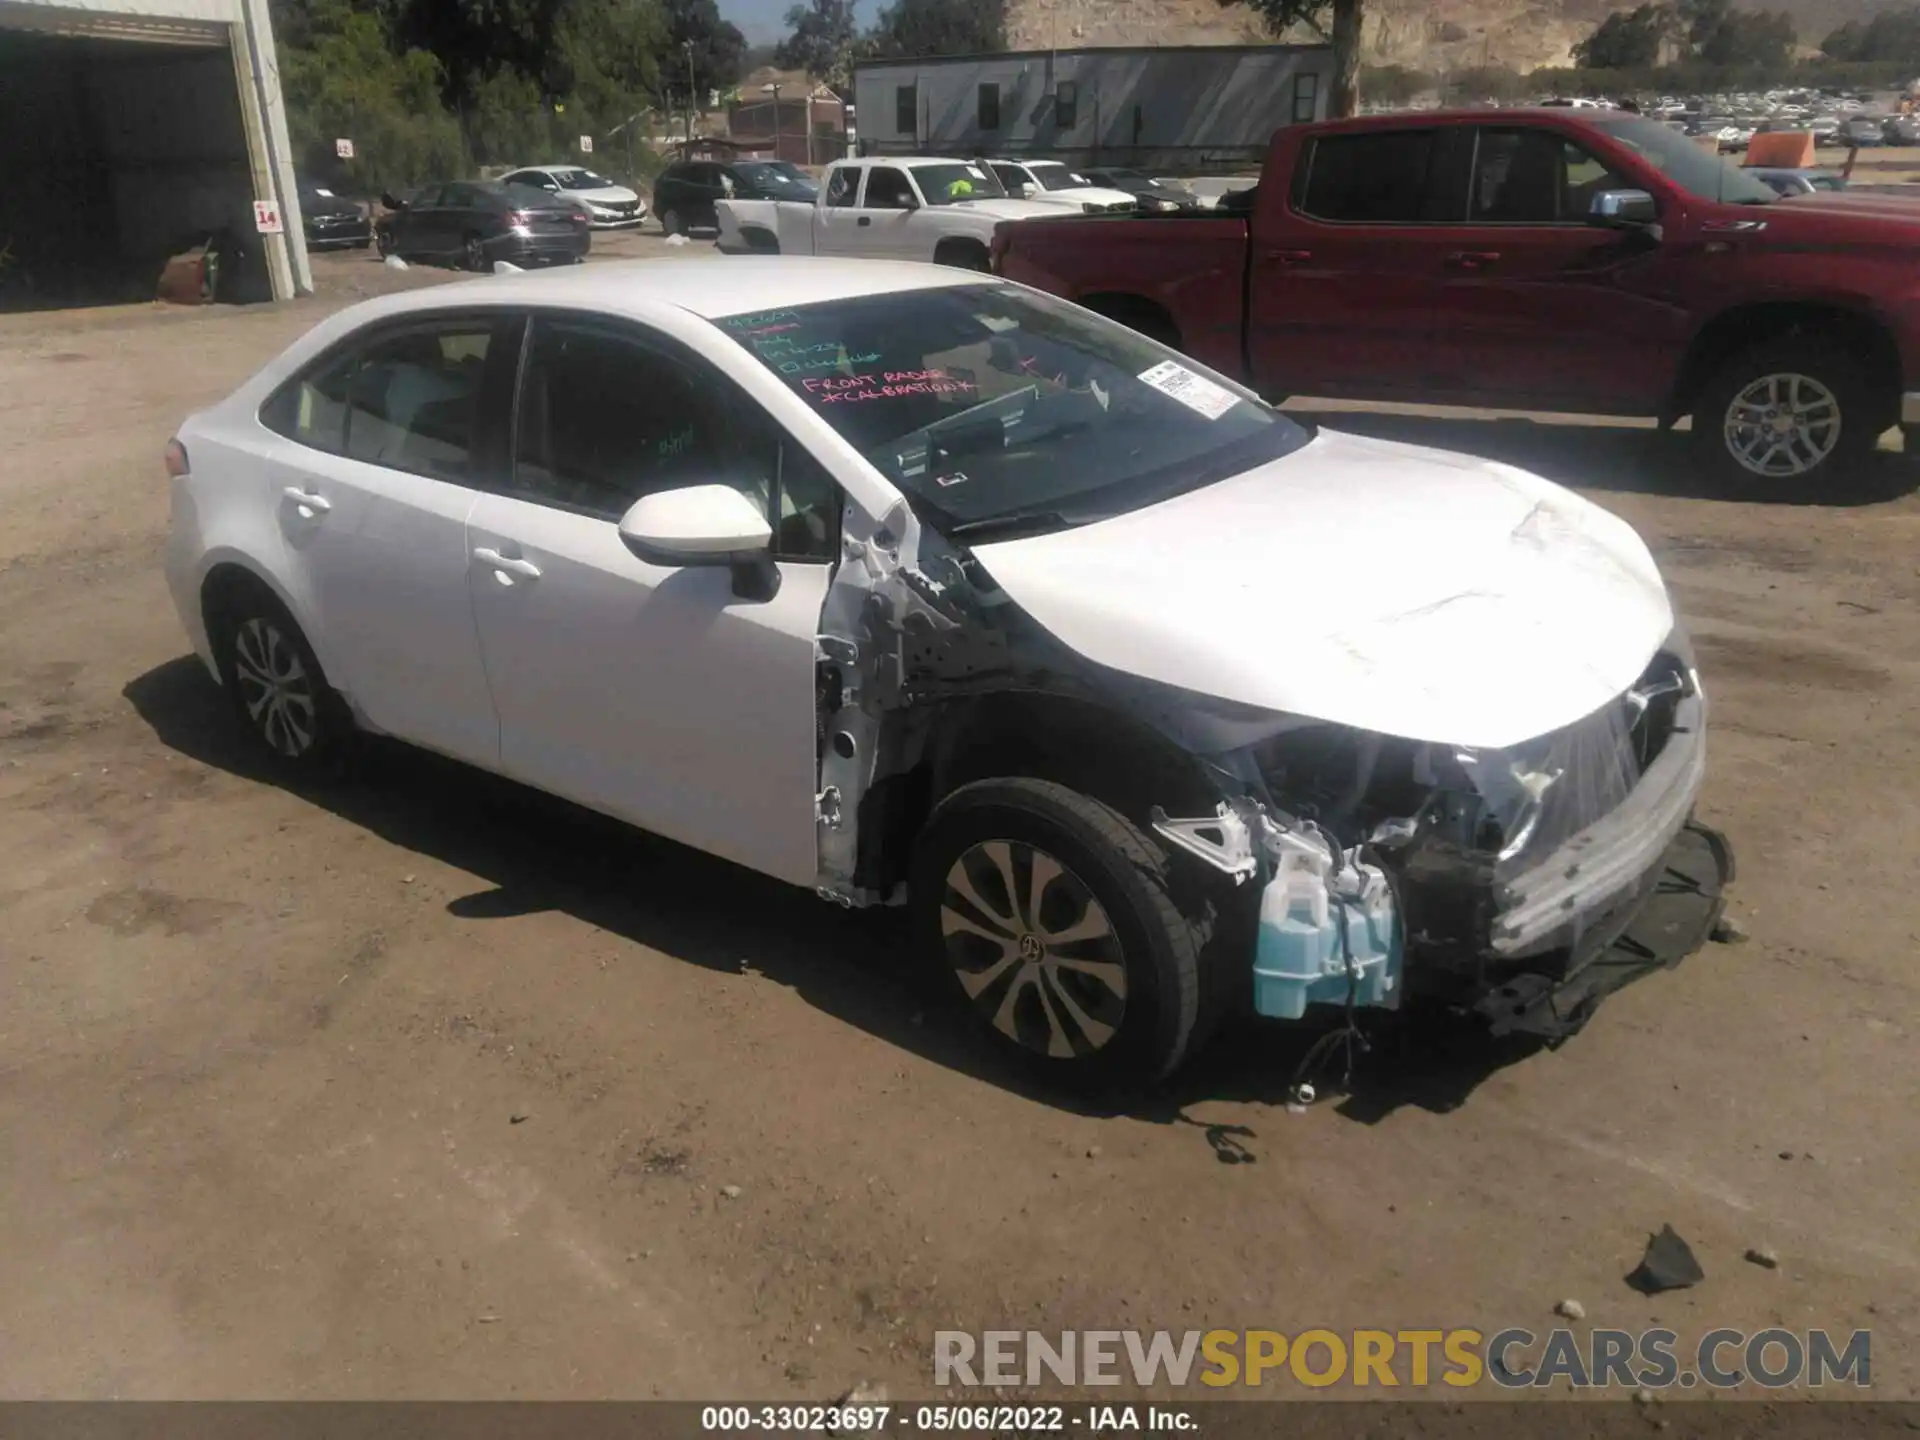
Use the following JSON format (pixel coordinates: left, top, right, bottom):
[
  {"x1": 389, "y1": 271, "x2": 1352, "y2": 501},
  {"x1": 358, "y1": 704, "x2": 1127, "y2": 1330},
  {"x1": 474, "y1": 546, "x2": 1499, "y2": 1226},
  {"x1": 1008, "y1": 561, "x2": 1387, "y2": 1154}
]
[
  {"x1": 769, "y1": 82, "x2": 784, "y2": 162},
  {"x1": 684, "y1": 40, "x2": 697, "y2": 142}
]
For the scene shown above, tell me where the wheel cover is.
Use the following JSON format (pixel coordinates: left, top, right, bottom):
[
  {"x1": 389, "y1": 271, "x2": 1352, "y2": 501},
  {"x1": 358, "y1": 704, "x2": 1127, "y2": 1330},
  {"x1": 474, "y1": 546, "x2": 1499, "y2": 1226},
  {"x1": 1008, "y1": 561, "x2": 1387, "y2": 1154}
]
[
  {"x1": 232, "y1": 617, "x2": 318, "y2": 757},
  {"x1": 940, "y1": 840, "x2": 1128, "y2": 1060},
  {"x1": 466, "y1": 238, "x2": 485, "y2": 270},
  {"x1": 1723, "y1": 372, "x2": 1841, "y2": 478}
]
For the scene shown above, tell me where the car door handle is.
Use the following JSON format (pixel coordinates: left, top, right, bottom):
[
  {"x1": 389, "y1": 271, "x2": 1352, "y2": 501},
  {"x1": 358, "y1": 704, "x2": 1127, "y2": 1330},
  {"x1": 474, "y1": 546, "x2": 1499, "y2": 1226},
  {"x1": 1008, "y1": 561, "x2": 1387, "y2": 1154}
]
[
  {"x1": 1271, "y1": 248, "x2": 1312, "y2": 265},
  {"x1": 473, "y1": 547, "x2": 541, "y2": 580},
  {"x1": 857, "y1": 216, "x2": 871, "y2": 226},
  {"x1": 1446, "y1": 250, "x2": 1502, "y2": 270},
  {"x1": 282, "y1": 486, "x2": 330, "y2": 514}
]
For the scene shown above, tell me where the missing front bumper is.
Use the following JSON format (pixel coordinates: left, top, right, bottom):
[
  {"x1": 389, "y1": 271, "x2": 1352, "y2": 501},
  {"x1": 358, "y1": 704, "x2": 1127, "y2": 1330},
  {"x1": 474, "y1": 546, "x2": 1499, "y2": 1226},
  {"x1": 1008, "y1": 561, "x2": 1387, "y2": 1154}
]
[{"x1": 1473, "y1": 820, "x2": 1734, "y2": 1042}]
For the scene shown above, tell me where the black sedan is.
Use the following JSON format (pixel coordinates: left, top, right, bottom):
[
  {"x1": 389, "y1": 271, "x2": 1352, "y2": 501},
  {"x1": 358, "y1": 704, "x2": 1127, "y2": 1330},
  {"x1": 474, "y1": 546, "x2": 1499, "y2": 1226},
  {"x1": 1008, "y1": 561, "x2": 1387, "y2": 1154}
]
[
  {"x1": 299, "y1": 181, "x2": 372, "y2": 250},
  {"x1": 374, "y1": 181, "x2": 590, "y2": 270},
  {"x1": 651, "y1": 160, "x2": 817, "y2": 237},
  {"x1": 1079, "y1": 168, "x2": 1202, "y2": 213}
]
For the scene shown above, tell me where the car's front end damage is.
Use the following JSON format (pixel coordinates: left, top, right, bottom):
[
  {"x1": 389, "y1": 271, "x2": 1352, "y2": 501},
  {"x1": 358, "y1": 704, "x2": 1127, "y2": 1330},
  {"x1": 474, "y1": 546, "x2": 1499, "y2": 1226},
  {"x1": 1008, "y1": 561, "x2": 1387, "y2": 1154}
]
[{"x1": 805, "y1": 430, "x2": 1732, "y2": 1058}]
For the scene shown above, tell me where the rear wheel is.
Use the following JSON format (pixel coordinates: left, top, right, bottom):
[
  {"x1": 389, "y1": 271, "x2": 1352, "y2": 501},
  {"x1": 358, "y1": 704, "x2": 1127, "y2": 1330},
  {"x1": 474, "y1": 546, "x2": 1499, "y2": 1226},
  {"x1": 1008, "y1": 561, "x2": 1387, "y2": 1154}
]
[
  {"x1": 910, "y1": 778, "x2": 1209, "y2": 1094},
  {"x1": 209, "y1": 581, "x2": 348, "y2": 773},
  {"x1": 660, "y1": 207, "x2": 684, "y2": 237},
  {"x1": 1692, "y1": 338, "x2": 1882, "y2": 496}
]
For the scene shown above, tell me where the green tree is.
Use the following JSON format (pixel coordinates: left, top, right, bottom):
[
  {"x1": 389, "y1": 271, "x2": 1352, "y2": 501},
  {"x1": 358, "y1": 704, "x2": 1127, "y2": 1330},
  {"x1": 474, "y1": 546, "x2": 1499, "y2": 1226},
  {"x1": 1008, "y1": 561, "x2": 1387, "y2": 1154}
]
[
  {"x1": 776, "y1": 0, "x2": 858, "y2": 86},
  {"x1": 1573, "y1": 4, "x2": 1670, "y2": 69},
  {"x1": 863, "y1": 0, "x2": 1008, "y2": 58},
  {"x1": 1695, "y1": 7, "x2": 1794, "y2": 66},
  {"x1": 661, "y1": 0, "x2": 747, "y2": 106},
  {"x1": 1358, "y1": 63, "x2": 1430, "y2": 105},
  {"x1": 1216, "y1": 0, "x2": 1362, "y2": 117}
]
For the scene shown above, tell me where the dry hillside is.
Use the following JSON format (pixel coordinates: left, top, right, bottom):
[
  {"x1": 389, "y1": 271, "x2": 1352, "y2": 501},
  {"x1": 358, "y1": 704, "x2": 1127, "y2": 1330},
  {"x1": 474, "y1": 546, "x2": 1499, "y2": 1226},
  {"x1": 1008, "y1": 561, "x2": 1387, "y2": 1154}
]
[{"x1": 1006, "y1": 0, "x2": 1880, "y2": 73}]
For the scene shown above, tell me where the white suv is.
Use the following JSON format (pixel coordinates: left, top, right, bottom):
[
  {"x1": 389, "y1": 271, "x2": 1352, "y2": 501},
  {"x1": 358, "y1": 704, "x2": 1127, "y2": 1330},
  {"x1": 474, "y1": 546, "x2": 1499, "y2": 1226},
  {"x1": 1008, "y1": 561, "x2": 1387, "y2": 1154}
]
[{"x1": 164, "y1": 257, "x2": 1727, "y2": 1091}]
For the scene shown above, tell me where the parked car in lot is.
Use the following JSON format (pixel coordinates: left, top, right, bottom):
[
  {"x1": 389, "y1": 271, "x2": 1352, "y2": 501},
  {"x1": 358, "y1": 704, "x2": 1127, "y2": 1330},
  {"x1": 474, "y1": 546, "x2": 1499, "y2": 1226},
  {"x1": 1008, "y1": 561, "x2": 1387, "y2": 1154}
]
[
  {"x1": 994, "y1": 107, "x2": 1920, "y2": 493},
  {"x1": 652, "y1": 159, "x2": 818, "y2": 237},
  {"x1": 497, "y1": 164, "x2": 647, "y2": 228},
  {"x1": 375, "y1": 181, "x2": 590, "y2": 270},
  {"x1": 980, "y1": 159, "x2": 1138, "y2": 214},
  {"x1": 161, "y1": 257, "x2": 1730, "y2": 1090},
  {"x1": 1883, "y1": 115, "x2": 1920, "y2": 146},
  {"x1": 298, "y1": 179, "x2": 372, "y2": 250},
  {"x1": 716, "y1": 157, "x2": 1061, "y2": 267},
  {"x1": 1841, "y1": 117, "x2": 1886, "y2": 148},
  {"x1": 1080, "y1": 168, "x2": 1203, "y2": 213}
]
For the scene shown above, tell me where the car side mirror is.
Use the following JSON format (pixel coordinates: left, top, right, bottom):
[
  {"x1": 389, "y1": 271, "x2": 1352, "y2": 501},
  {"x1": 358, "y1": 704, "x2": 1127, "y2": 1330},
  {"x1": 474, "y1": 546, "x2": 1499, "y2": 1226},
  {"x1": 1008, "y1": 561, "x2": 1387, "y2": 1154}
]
[
  {"x1": 618, "y1": 485, "x2": 779, "y2": 599},
  {"x1": 1588, "y1": 188, "x2": 1657, "y2": 229}
]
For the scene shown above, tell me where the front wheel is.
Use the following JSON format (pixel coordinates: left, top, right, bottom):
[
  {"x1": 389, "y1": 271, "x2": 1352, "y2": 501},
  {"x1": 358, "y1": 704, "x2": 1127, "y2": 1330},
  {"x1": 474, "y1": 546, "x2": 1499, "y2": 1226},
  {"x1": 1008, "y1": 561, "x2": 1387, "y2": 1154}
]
[
  {"x1": 910, "y1": 778, "x2": 1209, "y2": 1094},
  {"x1": 933, "y1": 239, "x2": 991, "y2": 272},
  {"x1": 1692, "y1": 339, "x2": 1881, "y2": 496},
  {"x1": 462, "y1": 233, "x2": 488, "y2": 272},
  {"x1": 660, "y1": 208, "x2": 684, "y2": 237}
]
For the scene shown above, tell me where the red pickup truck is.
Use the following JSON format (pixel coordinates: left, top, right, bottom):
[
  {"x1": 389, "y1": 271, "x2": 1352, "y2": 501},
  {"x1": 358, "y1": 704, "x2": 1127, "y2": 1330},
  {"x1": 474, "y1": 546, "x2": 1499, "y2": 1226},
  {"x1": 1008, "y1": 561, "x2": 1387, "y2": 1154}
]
[{"x1": 992, "y1": 109, "x2": 1920, "y2": 493}]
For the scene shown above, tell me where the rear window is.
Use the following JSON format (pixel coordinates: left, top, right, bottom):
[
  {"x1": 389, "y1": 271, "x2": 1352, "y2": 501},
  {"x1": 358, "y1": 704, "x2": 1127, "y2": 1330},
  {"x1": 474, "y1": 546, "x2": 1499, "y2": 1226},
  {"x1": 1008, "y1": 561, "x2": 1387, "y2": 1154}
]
[
  {"x1": 1298, "y1": 128, "x2": 1461, "y2": 222},
  {"x1": 715, "y1": 285, "x2": 1308, "y2": 539}
]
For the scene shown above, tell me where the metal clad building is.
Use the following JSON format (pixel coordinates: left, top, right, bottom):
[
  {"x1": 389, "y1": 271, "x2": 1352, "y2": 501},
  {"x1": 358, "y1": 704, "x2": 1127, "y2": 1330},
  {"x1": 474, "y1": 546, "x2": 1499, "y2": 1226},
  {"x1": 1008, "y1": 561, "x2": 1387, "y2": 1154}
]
[
  {"x1": 0, "y1": 0, "x2": 309, "y2": 307},
  {"x1": 852, "y1": 45, "x2": 1333, "y2": 172}
]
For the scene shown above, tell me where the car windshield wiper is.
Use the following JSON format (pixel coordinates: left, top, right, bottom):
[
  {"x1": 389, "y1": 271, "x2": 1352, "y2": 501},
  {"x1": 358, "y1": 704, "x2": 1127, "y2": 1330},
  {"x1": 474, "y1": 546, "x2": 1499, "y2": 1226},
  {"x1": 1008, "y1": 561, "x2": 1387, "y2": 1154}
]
[{"x1": 945, "y1": 509, "x2": 1074, "y2": 542}]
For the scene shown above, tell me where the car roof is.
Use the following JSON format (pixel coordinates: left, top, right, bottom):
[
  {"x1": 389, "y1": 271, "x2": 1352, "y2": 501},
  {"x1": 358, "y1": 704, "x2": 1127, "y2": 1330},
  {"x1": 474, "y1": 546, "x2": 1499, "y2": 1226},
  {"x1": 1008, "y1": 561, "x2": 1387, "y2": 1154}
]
[
  {"x1": 836, "y1": 156, "x2": 979, "y2": 169},
  {"x1": 345, "y1": 257, "x2": 992, "y2": 324}
]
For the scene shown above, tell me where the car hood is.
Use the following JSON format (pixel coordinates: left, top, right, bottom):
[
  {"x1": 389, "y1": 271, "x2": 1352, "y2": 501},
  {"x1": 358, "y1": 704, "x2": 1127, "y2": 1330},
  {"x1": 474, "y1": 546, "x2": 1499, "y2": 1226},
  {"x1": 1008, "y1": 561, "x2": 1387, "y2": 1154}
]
[
  {"x1": 570, "y1": 185, "x2": 642, "y2": 206},
  {"x1": 1027, "y1": 186, "x2": 1138, "y2": 210},
  {"x1": 303, "y1": 196, "x2": 361, "y2": 218},
  {"x1": 1750, "y1": 192, "x2": 1920, "y2": 234},
  {"x1": 967, "y1": 429, "x2": 1674, "y2": 750}
]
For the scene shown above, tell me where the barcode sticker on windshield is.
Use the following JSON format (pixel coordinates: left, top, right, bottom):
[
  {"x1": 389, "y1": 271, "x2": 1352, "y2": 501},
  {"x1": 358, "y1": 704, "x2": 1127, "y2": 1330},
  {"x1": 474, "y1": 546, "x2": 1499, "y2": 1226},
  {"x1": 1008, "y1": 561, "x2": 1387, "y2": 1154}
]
[{"x1": 1137, "y1": 360, "x2": 1240, "y2": 420}]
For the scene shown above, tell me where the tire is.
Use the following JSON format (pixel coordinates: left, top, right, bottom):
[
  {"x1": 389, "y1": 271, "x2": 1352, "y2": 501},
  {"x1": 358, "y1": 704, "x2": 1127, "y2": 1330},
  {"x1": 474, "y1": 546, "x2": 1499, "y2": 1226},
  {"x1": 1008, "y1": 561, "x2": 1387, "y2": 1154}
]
[
  {"x1": 660, "y1": 208, "x2": 684, "y2": 237},
  {"x1": 210, "y1": 581, "x2": 348, "y2": 773},
  {"x1": 1692, "y1": 338, "x2": 1881, "y2": 496},
  {"x1": 910, "y1": 778, "x2": 1209, "y2": 1094},
  {"x1": 933, "y1": 239, "x2": 991, "y2": 272},
  {"x1": 375, "y1": 229, "x2": 395, "y2": 258},
  {"x1": 462, "y1": 233, "x2": 488, "y2": 272}
]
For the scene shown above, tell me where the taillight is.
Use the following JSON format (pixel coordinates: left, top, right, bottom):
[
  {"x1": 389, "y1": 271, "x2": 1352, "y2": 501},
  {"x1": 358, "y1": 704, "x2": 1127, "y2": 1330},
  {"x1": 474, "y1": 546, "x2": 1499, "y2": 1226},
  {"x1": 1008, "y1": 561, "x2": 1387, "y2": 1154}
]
[
  {"x1": 510, "y1": 209, "x2": 533, "y2": 226},
  {"x1": 164, "y1": 438, "x2": 190, "y2": 478}
]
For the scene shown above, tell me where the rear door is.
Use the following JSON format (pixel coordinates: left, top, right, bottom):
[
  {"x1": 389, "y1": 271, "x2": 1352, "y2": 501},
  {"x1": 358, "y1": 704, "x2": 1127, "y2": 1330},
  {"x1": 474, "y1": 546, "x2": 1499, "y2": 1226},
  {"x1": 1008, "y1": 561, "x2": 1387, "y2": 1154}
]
[
  {"x1": 1422, "y1": 125, "x2": 1684, "y2": 412},
  {"x1": 254, "y1": 313, "x2": 517, "y2": 764},
  {"x1": 1247, "y1": 125, "x2": 1472, "y2": 401},
  {"x1": 398, "y1": 184, "x2": 448, "y2": 257}
]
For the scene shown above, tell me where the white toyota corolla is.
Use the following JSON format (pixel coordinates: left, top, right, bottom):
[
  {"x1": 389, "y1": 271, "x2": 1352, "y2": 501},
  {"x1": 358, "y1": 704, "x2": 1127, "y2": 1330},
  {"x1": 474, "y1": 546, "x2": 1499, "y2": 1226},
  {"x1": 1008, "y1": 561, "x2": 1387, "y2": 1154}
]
[{"x1": 165, "y1": 257, "x2": 1731, "y2": 1092}]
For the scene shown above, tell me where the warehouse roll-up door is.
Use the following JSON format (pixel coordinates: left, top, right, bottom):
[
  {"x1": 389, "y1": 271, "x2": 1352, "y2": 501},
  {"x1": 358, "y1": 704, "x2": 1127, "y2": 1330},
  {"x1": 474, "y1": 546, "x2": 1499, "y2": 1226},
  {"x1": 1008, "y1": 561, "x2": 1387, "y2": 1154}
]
[{"x1": 0, "y1": 0, "x2": 307, "y2": 310}]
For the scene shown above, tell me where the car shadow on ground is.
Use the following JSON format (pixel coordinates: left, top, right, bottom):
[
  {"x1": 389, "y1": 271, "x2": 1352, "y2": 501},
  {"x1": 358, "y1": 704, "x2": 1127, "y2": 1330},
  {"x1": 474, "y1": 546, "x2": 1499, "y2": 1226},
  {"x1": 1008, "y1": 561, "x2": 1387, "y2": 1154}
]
[
  {"x1": 1291, "y1": 406, "x2": 1919, "y2": 506},
  {"x1": 125, "y1": 655, "x2": 1544, "y2": 1139}
]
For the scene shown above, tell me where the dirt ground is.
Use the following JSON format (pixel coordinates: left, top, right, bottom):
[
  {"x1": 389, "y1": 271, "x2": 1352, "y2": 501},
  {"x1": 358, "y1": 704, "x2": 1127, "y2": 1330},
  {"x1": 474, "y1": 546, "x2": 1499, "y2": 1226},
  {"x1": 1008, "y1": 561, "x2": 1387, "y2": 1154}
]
[{"x1": 1, "y1": 231, "x2": 1916, "y2": 1403}]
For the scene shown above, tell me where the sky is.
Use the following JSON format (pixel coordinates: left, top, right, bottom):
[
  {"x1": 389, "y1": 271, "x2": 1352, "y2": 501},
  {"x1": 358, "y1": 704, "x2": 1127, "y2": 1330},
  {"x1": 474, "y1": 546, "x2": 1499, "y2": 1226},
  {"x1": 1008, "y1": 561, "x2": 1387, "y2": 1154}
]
[{"x1": 719, "y1": 0, "x2": 870, "y2": 46}]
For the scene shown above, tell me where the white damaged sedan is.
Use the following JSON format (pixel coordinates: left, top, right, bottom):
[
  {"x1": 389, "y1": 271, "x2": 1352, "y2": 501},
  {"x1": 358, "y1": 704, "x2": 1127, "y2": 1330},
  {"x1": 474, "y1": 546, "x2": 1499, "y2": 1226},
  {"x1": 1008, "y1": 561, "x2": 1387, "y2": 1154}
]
[{"x1": 164, "y1": 257, "x2": 1732, "y2": 1091}]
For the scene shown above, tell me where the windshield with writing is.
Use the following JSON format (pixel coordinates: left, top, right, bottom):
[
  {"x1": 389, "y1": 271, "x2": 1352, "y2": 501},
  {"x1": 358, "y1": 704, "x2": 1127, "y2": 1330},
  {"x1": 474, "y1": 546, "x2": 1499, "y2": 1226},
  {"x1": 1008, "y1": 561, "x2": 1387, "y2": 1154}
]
[
  {"x1": 1591, "y1": 115, "x2": 1777, "y2": 204},
  {"x1": 1029, "y1": 163, "x2": 1092, "y2": 191},
  {"x1": 718, "y1": 285, "x2": 1306, "y2": 538},
  {"x1": 915, "y1": 163, "x2": 1009, "y2": 204}
]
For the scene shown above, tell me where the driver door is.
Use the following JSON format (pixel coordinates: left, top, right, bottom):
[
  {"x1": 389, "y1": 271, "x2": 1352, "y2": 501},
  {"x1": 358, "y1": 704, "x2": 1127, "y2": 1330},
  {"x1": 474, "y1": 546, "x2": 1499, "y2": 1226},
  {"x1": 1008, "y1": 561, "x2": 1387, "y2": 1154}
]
[
  {"x1": 463, "y1": 313, "x2": 839, "y2": 887},
  {"x1": 847, "y1": 166, "x2": 920, "y2": 259}
]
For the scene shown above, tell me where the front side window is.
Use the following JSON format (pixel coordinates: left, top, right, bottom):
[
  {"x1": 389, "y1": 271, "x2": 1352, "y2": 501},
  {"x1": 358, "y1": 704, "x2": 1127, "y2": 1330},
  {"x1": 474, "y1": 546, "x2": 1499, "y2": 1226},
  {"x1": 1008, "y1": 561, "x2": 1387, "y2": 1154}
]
[
  {"x1": 978, "y1": 83, "x2": 1000, "y2": 131},
  {"x1": 1055, "y1": 81, "x2": 1078, "y2": 129},
  {"x1": 716, "y1": 284, "x2": 1308, "y2": 540},
  {"x1": 916, "y1": 162, "x2": 1006, "y2": 205},
  {"x1": 1470, "y1": 129, "x2": 1629, "y2": 223},
  {"x1": 896, "y1": 84, "x2": 917, "y2": 135},
  {"x1": 510, "y1": 319, "x2": 838, "y2": 560},
  {"x1": 824, "y1": 167, "x2": 860, "y2": 207},
  {"x1": 263, "y1": 320, "x2": 497, "y2": 482},
  {"x1": 863, "y1": 167, "x2": 916, "y2": 209}
]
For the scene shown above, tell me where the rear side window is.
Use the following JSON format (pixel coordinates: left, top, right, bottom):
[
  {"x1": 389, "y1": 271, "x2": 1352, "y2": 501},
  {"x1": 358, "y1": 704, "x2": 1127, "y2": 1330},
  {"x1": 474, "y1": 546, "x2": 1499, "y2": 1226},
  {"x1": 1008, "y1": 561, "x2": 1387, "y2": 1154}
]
[
  {"x1": 1299, "y1": 128, "x2": 1460, "y2": 223},
  {"x1": 262, "y1": 320, "x2": 498, "y2": 481},
  {"x1": 824, "y1": 168, "x2": 860, "y2": 207}
]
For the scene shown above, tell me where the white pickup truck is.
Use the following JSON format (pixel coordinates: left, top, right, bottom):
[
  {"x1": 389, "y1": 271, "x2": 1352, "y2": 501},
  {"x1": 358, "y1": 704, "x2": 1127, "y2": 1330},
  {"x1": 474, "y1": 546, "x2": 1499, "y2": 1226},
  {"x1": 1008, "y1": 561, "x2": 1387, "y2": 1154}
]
[{"x1": 714, "y1": 156, "x2": 1065, "y2": 269}]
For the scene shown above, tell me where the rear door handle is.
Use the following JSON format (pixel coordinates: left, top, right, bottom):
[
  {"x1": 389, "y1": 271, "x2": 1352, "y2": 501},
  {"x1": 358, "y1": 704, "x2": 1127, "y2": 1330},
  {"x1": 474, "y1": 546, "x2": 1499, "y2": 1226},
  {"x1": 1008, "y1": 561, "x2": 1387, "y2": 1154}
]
[
  {"x1": 282, "y1": 486, "x2": 331, "y2": 515},
  {"x1": 473, "y1": 547, "x2": 541, "y2": 580},
  {"x1": 1271, "y1": 248, "x2": 1312, "y2": 265},
  {"x1": 857, "y1": 216, "x2": 872, "y2": 226},
  {"x1": 1447, "y1": 250, "x2": 1502, "y2": 270}
]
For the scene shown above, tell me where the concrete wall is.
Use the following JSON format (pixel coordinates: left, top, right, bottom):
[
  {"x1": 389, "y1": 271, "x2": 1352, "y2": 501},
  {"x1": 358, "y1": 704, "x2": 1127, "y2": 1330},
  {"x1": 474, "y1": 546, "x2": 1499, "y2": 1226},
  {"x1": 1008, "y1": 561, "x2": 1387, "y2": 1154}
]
[{"x1": 852, "y1": 45, "x2": 1332, "y2": 172}]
